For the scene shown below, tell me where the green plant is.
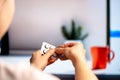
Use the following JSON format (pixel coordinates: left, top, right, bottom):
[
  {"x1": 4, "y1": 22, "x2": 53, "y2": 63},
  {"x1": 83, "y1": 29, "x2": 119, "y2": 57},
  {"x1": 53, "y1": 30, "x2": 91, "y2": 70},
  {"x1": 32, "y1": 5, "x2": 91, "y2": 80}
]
[{"x1": 61, "y1": 20, "x2": 88, "y2": 40}]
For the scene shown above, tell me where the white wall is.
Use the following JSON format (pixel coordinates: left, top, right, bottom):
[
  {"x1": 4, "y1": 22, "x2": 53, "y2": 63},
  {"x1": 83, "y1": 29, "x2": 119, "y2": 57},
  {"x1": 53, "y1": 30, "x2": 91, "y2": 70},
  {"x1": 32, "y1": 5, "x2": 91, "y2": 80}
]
[
  {"x1": 110, "y1": 0, "x2": 120, "y2": 72},
  {"x1": 9, "y1": 0, "x2": 106, "y2": 59},
  {"x1": 110, "y1": 0, "x2": 120, "y2": 30}
]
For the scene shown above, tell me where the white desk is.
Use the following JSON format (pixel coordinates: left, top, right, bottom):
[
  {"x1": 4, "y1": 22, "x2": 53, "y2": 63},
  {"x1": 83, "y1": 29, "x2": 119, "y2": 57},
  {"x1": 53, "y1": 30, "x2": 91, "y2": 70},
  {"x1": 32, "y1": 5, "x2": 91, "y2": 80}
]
[{"x1": 0, "y1": 55, "x2": 120, "y2": 75}]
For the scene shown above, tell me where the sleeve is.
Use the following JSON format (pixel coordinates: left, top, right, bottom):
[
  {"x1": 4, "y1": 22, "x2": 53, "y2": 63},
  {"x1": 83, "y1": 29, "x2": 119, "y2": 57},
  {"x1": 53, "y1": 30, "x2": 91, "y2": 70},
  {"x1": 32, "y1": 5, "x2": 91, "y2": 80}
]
[{"x1": 0, "y1": 61, "x2": 60, "y2": 80}]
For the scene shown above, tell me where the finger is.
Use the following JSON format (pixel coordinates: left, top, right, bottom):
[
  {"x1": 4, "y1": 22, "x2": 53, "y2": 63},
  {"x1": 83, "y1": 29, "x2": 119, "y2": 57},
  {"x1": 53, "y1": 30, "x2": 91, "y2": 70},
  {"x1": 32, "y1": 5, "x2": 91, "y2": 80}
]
[
  {"x1": 32, "y1": 50, "x2": 41, "y2": 56},
  {"x1": 57, "y1": 44, "x2": 65, "y2": 48},
  {"x1": 47, "y1": 61, "x2": 54, "y2": 65},
  {"x1": 48, "y1": 55, "x2": 58, "y2": 65},
  {"x1": 49, "y1": 56, "x2": 58, "y2": 62},
  {"x1": 57, "y1": 43, "x2": 77, "y2": 48},
  {"x1": 55, "y1": 48, "x2": 66, "y2": 54},
  {"x1": 57, "y1": 43, "x2": 72, "y2": 48},
  {"x1": 49, "y1": 55, "x2": 58, "y2": 60},
  {"x1": 47, "y1": 58, "x2": 57, "y2": 65},
  {"x1": 56, "y1": 48, "x2": 70, "y2": 56},
  {"x1": 47, "y1": 57, "x2": 58, "y2": 65},
  {"x1": 30, "y1": 50, "x2": 41, "y2": 63},
  {"x1": 44, "y1": 48, "x2": 55, "y2": 58},
  {"x1": 30, "y1": 50, "x2": 40, "y2": 60},
  {"x1": 58, "y1": 54, "x2": 68, "y2": 60}
]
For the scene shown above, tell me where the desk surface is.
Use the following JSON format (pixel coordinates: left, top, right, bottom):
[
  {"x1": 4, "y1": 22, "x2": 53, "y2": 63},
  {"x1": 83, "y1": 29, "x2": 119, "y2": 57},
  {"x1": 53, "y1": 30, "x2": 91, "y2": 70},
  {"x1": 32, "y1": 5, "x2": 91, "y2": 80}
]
[{"x1": 0, "y1": 55, "x2": 120, "y2": 75}]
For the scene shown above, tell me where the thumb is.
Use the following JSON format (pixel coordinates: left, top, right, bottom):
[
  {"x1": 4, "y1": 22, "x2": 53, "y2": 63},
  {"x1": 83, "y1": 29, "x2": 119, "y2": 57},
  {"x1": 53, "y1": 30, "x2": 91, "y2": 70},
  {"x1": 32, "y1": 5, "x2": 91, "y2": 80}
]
[
  {"x1": 44, "y1": 48, "x2": 55, "y2": 58},
  {"x1": 55, "y1": 48, "x2": 69, "y2": 60},
  {"x1": 55, "y1": 48, "x2": 66, "y2": 54}
]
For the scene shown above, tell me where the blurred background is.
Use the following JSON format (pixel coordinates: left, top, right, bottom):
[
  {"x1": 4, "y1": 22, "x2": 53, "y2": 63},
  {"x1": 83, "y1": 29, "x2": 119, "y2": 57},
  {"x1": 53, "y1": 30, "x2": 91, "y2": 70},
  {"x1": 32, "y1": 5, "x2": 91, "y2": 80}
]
[{"x1": 8, "y1": 0, "x2": 106, "y2": 60}]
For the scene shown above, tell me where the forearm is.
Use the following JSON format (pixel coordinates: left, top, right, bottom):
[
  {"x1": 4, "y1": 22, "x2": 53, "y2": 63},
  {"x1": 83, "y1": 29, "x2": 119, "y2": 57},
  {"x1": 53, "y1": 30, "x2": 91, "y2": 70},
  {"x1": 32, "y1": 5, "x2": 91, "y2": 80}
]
[{"x1": 73, "y1": 58, "x2": 98, "y2": 80}]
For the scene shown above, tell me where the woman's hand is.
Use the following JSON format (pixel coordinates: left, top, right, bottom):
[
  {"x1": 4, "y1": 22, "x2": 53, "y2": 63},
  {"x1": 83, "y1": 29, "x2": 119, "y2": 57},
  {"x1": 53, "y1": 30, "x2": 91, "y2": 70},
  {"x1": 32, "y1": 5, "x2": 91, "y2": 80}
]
[
  {"x1": 30, "y1": 48, "x2": 58, "y2": 71},
  {"x1": 55, "y1": 43, "x2": 98, "y2": 80},
  {"x1": 55, "y1": 42, "x2": 86, "y2": 63}
]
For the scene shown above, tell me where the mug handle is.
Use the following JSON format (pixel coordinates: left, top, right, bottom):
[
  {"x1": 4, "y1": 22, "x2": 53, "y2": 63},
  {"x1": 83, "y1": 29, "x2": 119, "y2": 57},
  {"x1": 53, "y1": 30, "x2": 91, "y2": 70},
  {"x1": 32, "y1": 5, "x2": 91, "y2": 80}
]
[{"x1": 108, "y1": 49, "x2": 115, "y2": 62}]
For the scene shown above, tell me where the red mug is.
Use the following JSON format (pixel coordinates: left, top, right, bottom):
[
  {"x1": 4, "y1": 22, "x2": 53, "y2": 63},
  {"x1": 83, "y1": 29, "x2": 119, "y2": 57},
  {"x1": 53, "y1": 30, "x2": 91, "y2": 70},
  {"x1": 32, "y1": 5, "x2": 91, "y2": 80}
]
[{"x1": 90, "y1": 46, "x2": 115, "y2": 70}]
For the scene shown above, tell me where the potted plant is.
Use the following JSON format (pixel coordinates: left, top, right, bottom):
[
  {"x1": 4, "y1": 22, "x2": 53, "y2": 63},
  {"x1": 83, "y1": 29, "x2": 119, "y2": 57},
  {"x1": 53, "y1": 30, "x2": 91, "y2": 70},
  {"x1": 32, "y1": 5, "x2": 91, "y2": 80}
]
[{"x1": 61, "y1": 20, "x2": 88, "y2": 43}]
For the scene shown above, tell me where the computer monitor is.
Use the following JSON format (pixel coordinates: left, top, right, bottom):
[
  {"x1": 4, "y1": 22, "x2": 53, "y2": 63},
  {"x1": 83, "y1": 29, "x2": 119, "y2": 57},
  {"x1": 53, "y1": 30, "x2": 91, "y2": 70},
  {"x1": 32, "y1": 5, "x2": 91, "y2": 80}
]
[{"x1": 0, "y1": 32, "x2": 9, "y2": 55}]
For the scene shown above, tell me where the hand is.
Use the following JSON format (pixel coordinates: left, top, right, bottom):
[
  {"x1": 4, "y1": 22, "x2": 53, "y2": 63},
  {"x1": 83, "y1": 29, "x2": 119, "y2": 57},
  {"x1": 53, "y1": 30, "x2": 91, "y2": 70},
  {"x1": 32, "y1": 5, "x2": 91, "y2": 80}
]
[
  {"x1": 30, "y1": 49, "x2": 58, "y2": 71},
  {"x1": 55, "y1": 43, "x2": 98, "y2": 80},
  {"x1": 55, "y1": 42, "x2": 86, "y2": 62}
]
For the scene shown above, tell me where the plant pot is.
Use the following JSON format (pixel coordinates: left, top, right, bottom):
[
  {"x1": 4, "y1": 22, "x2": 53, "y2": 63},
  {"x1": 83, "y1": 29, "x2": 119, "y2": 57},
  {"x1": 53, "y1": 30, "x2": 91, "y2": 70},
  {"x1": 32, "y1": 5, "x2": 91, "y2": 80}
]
[{"x1": 64, "y1": 40, "x2": 82, "y2": 44}]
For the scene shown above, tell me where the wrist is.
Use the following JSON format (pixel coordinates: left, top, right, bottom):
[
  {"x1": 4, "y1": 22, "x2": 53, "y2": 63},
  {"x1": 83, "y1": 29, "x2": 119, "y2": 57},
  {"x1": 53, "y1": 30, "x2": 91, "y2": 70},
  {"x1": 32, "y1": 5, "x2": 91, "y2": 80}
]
[
  {"x1": 30, "y1": 63, "x2": 43, "y2": 71},
  {"x1": 72, "y1": 56, "x2": 87, "y2": 67}
]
